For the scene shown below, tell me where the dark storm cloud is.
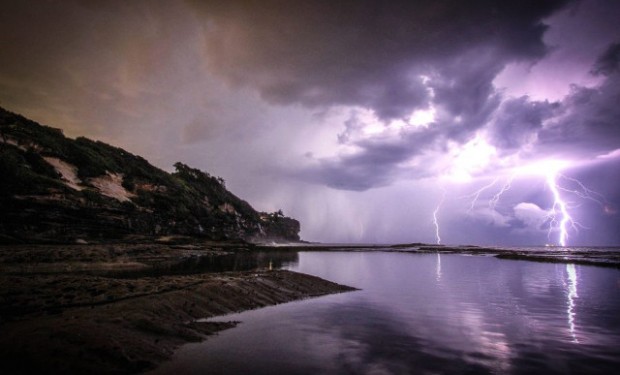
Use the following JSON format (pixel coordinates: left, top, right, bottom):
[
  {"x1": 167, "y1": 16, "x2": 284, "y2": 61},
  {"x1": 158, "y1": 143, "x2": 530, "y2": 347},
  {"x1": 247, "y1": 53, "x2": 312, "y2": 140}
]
[
  {"x1": 590, "y1": 42, "x2": 620, "y2": 76},
  {"x1": 302, "y1": 122, "x2": 461, "y2": 190},
  {"x1": 191, "y1": 0, "x2": 573, "y2": 191},
  {"x1": 300, "y1": 49, "x2": 523, "y2": 191},
  {"x1": 304, "y1": 138, "x2": 422, "y2": 191},
  {"x1": 487, "y1": 97, "x2": 559, "y2": 151},
  {"x1": 428, "y1": 47, "x2": 506, "y2": 143},
  {"x1": 537, "y1": 42, "x2": 620, "y2": 157},
  {"x1": 190, "y1": 0, "x2": 570, "y2": 121},
  {"x1": 293, "y1": 9, "x2": 620, "y2": 192}
]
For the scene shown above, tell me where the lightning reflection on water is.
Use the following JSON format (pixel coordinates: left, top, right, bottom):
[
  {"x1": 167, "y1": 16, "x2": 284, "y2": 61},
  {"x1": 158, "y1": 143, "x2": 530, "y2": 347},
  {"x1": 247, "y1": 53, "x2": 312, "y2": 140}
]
[{"x1": 566, "y1": 263, "x2": 579, "y2": 343}]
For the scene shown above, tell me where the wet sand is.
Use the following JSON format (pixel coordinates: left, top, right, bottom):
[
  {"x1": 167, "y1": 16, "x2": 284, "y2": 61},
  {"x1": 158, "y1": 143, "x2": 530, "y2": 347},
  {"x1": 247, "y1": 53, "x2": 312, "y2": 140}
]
[{"x1": 0, "y1": 243, "x2": 355, "y2": 374}]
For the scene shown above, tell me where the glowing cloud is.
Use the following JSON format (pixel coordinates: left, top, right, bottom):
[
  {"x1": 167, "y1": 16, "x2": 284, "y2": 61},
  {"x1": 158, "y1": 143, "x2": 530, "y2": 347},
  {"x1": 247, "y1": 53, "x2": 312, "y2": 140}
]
[{"x1": 448, "y1": 136, "x2": 497, "y2": 182}]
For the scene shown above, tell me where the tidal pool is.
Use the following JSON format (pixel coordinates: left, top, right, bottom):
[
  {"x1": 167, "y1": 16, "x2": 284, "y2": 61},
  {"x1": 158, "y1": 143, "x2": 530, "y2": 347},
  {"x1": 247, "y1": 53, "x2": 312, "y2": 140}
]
[{"x1": 151, "y1": 251, "x2": 620, "y2": 374}]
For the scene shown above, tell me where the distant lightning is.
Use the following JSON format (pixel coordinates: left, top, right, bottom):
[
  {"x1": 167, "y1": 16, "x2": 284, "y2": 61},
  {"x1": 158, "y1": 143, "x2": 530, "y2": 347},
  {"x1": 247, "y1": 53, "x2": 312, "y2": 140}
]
[
  {"x1": 446, "y1": 150, "x2": 609, "y2": 246},
  {"x1": 462, "y1": 177, "x2": 498, "y2": 213},
  {"x1": 557, "y1": 174, "x2": 607, "y2": 207},
  {"x1": 546, "y1": 171, "x2": 573, "y2": 246},
  {"x1": 543, "y1": 170, "x2": 600, "y2": 247},
  {"x1": 489, "y1": 174, "x2": 516, "y2": 210},
  {"x1": 433, "y1": 187, "x2": 446, "y2": 244},
  {"x1": 473, "y1": 168, "x2": 597, "y2": 246},
  {"x1": 460, "y1": 175, "x2": 514, "y2": 220}
]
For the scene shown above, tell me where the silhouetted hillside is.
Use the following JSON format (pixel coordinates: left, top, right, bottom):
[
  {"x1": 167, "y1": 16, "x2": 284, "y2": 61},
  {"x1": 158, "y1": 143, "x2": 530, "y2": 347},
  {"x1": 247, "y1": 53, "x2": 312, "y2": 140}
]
[{"x1": 0, "y1": 107, "x2": 299, "y2": 244}]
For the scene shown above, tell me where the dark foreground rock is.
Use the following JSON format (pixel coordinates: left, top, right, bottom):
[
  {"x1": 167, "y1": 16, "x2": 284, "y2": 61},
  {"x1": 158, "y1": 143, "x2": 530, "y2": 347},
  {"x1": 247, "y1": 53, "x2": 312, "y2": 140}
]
[{"x1": 0, "y1": 244, "x2": 355, "y2": 374}]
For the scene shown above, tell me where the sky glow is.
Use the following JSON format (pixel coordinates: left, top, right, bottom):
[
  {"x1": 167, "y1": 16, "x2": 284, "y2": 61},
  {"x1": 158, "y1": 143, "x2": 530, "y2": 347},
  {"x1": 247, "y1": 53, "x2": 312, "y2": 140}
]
[
  {"x1": 447, "y1": 136, "x2": 497, "y2": 182},
  {"x1": 1, "y1": 0, "x2": 619, "y2": 245}
]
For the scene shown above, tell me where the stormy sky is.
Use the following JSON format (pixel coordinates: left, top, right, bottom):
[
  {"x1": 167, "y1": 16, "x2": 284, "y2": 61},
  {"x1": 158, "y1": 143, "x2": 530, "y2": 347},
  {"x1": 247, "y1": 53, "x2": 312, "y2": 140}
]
[{"x1": 2, "y1": 0, "x2": 619, "y2": 246}]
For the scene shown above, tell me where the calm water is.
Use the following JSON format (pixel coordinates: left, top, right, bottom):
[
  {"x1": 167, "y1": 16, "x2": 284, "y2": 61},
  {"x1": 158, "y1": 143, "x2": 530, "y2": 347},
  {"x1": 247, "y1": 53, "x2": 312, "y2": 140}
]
[{"x1": 151, "y1": 252, "x2": 620, "y2": 375}]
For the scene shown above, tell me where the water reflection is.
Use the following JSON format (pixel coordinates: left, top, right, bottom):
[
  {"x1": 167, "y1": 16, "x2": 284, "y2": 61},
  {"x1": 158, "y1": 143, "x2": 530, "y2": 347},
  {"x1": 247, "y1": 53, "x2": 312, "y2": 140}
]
[
  {"x1": 103, "y1": 251, "x2": 298, "y2": 278},
  {"x1": 151, "y1": 252, "x2": 620, "y2": 375},
  {"x1": 566, "y1": 263, "x2": 579, "y2": 343},
  {"x1": 458, "y1": 304, "x2": 512, "y2": 373}
]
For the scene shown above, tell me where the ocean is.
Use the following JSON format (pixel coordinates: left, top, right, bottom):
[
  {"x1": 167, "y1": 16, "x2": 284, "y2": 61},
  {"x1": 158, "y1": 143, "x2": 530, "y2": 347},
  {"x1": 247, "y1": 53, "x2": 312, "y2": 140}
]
[{"x1": 150, "y1": 248, "x2": 620, "y2": 374}]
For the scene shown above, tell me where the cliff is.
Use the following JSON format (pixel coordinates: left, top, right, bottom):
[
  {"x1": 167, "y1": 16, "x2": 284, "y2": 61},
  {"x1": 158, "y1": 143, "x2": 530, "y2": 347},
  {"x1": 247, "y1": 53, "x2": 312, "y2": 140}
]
[{"x1": 0, "y1": 107, "x2": 300, "y2": 244}]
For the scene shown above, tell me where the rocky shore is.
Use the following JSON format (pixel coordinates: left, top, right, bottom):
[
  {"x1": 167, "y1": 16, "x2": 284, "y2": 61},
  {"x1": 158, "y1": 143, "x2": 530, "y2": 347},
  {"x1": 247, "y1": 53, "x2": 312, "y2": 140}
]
[{"x1": 0, "y1": 243, "x2": 355, "y2": 374}]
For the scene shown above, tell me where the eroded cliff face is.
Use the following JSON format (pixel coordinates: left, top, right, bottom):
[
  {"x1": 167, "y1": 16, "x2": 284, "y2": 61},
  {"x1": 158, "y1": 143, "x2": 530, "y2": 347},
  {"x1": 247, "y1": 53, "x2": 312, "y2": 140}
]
[
  {"x1": 258, "y1": 213, "x2": 301, "y2": 243},
  {"x1": 0, "y1": 107, "x2": 300, "y2": 244}
]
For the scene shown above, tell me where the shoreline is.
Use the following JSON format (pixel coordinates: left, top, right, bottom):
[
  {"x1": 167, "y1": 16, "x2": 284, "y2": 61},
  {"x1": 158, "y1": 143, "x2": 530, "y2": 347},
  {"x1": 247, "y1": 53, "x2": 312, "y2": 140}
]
[
  {"x1": 0, "y1": 243, "x2": 355, "y2": 374},
  {"x1": 1, "y1": 241, "x2": 617, "y2": 373},
  {"x1": 256, "y1": 243, "x2": 620, "y2": 268},
  {"x1": 0, "y1": 270, "x2": 355, "y2": 374}
]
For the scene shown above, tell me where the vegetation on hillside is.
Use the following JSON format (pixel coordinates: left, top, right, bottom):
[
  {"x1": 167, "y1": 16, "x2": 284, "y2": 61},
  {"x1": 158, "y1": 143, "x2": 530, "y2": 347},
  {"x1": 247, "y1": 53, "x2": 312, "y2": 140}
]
[{"x1": 0, "y1": 107, "x2": 299, "y2": 243}]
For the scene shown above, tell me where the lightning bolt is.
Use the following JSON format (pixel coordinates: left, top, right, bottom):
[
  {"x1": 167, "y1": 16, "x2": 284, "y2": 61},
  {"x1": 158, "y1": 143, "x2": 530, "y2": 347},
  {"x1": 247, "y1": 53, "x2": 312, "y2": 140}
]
[
  {"x1": 461, "y1": 175, "x2": 515, "y2": 222},
  {"x1": 462, "y1": 177, "x2": 498, "y2": 213},
  {"x1": 489, "y1": 174, "x2": 515, "y2": 210},
  {"x1": 448, "y1": 159, "x2": 606, "y2": 246},
  {"x1": 557, "y1": 174, "x2": 607, "y2": 207},
  {"x1": 433, "y1": 187, "x2": 446, "y2": 244},
  {"x1": 545, "y1": 170, "x2": 585, "y2": 247},
  {"x1": 547, "y1": 171, "x2": 571, "y2": 246}
]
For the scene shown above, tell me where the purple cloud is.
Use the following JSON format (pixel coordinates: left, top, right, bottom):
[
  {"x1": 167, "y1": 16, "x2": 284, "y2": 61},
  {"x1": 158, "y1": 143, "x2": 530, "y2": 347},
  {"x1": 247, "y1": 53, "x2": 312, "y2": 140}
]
[{"x1": 190, "y1": 0, "x2": 570, "y2": 121}]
